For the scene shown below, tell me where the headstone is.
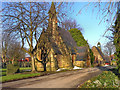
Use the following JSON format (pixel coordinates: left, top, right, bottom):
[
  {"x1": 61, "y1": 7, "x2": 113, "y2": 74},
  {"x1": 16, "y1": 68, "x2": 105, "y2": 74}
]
[{"x1": 6, "y1": 63, "x2": 20, "y2": 75}]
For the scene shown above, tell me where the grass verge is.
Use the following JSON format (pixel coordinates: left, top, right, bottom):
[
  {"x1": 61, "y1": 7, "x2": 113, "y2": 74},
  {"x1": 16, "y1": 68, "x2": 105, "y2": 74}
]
[
  {"x1": 1, "y1": 72, "x2": 41, "y2": 83},
  {"x1": 1, "y1": 67, "x2": 31, "y2": 72},
  {"x1": 19, "y1": 67, "x2": 31, "y2": 71},
  {"x1": 79, "y1": 71, "x2": 119, "y2": 88},
  {"x1": 0, "y1": 67, "x2": 31, "y2": 76},
  {"x1": 1, "y1": 68, "x2": 82, "y2": 83}
]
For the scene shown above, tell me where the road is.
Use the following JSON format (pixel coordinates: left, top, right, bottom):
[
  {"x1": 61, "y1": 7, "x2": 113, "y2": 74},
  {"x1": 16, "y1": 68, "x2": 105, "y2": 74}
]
[{"x1": 2, "y1": 68, "x2": 103, "y2": 88}]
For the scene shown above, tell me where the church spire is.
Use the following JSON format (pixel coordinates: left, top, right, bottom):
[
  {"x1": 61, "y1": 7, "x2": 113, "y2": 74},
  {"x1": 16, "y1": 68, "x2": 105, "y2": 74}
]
[
  {"x1": 48, "y1": 2, "x2": 56, "y2": 16},
  {"x1": 47, "y1": 2, "x2": 58, "y2": 38}
]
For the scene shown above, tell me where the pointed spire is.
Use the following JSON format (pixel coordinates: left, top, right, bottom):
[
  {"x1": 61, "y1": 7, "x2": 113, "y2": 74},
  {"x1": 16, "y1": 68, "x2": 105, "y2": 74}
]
[
  {"x1": 47, "y1": 2, "x2": 58, "y2": 35},
  {"x1": 48, "y1": 2, "x2": 56, "y2": 15}
]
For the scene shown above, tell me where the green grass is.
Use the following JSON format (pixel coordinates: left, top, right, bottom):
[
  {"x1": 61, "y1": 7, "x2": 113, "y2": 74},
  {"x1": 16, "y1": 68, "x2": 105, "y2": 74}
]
[
  {"x1": 79, "y1": 71, "x2": 119, "y2": 88},
  {"x1": 1, "y1": 72, "x2": 6, "y2": 76},
  {"x1": 19, "y1": 67, "x2": 31, "y2": 72},
  {"x1": 1, "y1": 70, "x2": 65, "y2": 83},
  {"x1": 0, "y1": 68, "x2": 82, "y2": 83},
  {"x1": 1, "y1": 67, "x2": 31, "y2": 71},
  {"x1": 1, "y1": 72, "x2": 42, "y2": 82},
  {"x1": 20, "y1": 67, "x2": 31, "y2": 70},
  {"x1": 0, "y1": 67, "x2": 31, "y2": 77},
  {"x1": 0, "y1": 68, "x2": 7, "y2": 76},
  {"x1": 1, "y1": 68, "x2": 7, "y2": 72}
]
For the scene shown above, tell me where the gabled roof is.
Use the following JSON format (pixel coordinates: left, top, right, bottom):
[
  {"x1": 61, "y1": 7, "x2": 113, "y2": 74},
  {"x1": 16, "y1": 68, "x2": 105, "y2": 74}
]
[
  {"x1": 33, "y1": 28, "x2": 62, "y2": 55},
  {"x1": 92, "y1": 46, "x2": 105, "y2": 60},
  {"x1": 77, "y1": 46, "x2": 87, "y2": 53},
  {"x1": 95, "y1": 47, "x2": 105, "y2": 60},
  {"x1": 58, "y1": 27, "x2": 77, "y2": 48},
  {"x1": 58, "y1": 27, "x2": 77, "y2": 54},
  {"x1": 76, "y1": 46, "x2": 88, "y2": 61},
  {"x1": 32, "y1": 31, "x2": 47, "y2": 53}
]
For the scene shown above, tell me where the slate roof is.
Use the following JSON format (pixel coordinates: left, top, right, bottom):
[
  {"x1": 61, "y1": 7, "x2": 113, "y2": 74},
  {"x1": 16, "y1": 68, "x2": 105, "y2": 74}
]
[
  {"x1": 58, "y1": 27, "x2": 77, "y2": 54},
  {"x1": 33, "y1": 26, "x2": 89, "y2": 61},
  {"x1": 76, "y1": 46, "x2": 88, "y2": 61},
  {"x1": 58, "y1": 27, "x2": 77, "y2": 47}
]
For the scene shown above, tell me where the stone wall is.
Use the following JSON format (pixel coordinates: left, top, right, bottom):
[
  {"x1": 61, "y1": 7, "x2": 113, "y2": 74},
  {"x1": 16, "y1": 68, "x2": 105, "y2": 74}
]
[
  {"x1": 75, "y1": 61, "x2": 85, "y2": 68},
  {"x1": 92, "y1": 46, "x2": 105, "y2": 66}
]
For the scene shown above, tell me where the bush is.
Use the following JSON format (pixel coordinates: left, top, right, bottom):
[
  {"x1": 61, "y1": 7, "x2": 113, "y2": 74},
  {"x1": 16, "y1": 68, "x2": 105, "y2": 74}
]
[
  {"x1": 6, "y1": 63, "x2": 20, "y2": 75},
  {"x1": 69, "y1": 28, "x2": 88, "y2": 46},
  {"x1": 89, "y1": 49, "x2": 95, "y2": 65},
  {"x1": 79, "y1": 71, "x2": 119, "y2": 88}
]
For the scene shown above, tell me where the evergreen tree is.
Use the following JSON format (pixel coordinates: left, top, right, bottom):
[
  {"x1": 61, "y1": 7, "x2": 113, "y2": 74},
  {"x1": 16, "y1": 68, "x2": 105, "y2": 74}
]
[
  {"x1": 112, "y1": 8, "x2": 120, "y2": 73},
  {"x1": 69, "y1": 28, "x2": 88, "y2": 46},
  {"x1": 69, "y1": 28, "x2": 95, "y2": 66},
  {"x1": 89, "y1": 49, "x2": 95, "y2": 65}
]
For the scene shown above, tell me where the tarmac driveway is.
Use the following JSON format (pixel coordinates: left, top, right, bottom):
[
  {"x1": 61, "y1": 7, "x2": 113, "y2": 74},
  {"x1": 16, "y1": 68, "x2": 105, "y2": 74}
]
[{"x1": 2, "y1": 68, "x2": 102, "y2": 88}]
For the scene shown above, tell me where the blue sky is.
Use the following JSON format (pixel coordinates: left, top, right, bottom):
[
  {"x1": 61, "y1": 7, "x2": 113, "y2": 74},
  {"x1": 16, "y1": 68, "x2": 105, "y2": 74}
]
[
  {"x1": 67, "y1": 2, "x2": 117, "y2": 48},
  {"x1": 1, "y1": 2, "x2": 117, "y2": 51}
]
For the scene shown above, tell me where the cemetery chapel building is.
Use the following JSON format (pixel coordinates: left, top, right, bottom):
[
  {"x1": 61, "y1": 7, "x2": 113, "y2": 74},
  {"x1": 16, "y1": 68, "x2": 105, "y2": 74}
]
[{"x1": 33, "y1": 2, "x2": 91, "y2": 71}]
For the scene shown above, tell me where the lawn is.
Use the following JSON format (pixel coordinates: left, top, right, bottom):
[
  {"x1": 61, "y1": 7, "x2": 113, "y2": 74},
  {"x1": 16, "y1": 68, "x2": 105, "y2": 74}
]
[
  {"x1": 0, "y1": 67, "x2": 31, "y2": 76},
  {"x1": 79, "y1": 71, "x2": 119, "y2": 88},
  {"x1": 19, "y1": 67, "x2": 31, "y2": 72},
  {"x1": 1, "y1": 67, "x2": 55, "y2": 83},
  {"x1": 1, "y1": 67, "x2": 31, "y2": 72},
  {"x1": 0, "y1": 67, "x2": 83, "y2": 83},
  {"x1": 1, "y1": 72, "x2": 41, "y2": 82},
  {"x1": 1, "y1": 68, "x2": 7, "y2": 72}
]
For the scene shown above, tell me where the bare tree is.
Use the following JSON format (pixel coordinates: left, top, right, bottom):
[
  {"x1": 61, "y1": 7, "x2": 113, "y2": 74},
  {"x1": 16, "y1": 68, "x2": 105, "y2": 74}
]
[
  {"x1": 2, "y1": 31, "x2": 25, "y2": 64},
  {"x1": 1, "y1": 2, "x2": 50, "y2": 72},
  {"x1": 79, "y1": 1, "x2": 119, "y2": 24},
  {"x1": 61, "y1": 18, "x2": 83, "y2": 31},
  {"x1": 7, "y1": 41, "x2": 26, "y2": 64},
  {"x1": 1, "y1": 2, "x2": 73, "y2": 72},
  {"x1": 103, "y1": 41, "x2": 116, "y2": 56},
  {"x1": 2, "y1": 32, "x2": 10, "y2": 63}
]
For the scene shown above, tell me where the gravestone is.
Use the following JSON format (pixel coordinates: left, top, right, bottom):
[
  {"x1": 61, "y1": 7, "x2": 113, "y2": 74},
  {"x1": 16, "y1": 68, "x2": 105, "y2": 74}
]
[{"x1": 6, "y1": 61, "x2": 20, "y2": 75}]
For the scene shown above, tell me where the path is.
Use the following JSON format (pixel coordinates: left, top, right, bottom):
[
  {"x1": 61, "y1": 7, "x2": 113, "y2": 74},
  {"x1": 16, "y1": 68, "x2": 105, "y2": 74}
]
[{"x1": 2, "y1": 68, "x2": 102, "y2": 88}]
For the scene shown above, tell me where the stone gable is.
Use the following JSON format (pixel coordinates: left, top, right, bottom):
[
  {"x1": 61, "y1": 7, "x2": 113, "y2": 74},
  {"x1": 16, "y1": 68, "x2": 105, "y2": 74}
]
[{"x1": 33, "y1": 2, "x2": 91, "y2": 71}]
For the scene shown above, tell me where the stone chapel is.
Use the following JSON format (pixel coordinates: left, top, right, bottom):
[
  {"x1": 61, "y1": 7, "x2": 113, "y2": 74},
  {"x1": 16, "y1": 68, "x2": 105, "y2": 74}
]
[{"x1": 33, "y1": 2, "x2": 91, "y2": 71}]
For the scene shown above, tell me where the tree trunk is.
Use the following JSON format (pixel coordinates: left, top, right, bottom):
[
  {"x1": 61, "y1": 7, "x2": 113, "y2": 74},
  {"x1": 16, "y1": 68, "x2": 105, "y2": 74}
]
[
  {"x1": 1, "y1": 54, "x2": 5, "y2": 68},
  {"x1": 44, "y1": 63, "x2": 46, "y2": 71},
  {"x1": 31, "y1": 55, "x2": 36, "y2": 72}
]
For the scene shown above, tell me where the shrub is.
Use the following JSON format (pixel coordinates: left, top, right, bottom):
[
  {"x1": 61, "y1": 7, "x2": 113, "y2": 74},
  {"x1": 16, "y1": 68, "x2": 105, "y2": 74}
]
[
  {"x1": 79, "y1": 71, "x2": 119, "y2": 88},
  {"x1": 89, "y1": 49, "x2": 95, "y2": 65},
  {"x1": 69, "y1": 28, "x2": 88, "y2": 47}
]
